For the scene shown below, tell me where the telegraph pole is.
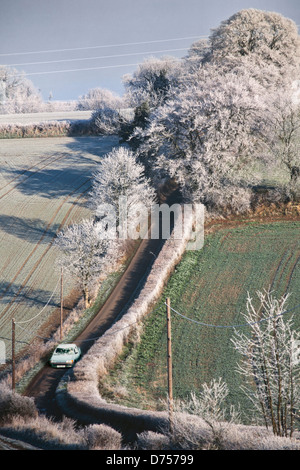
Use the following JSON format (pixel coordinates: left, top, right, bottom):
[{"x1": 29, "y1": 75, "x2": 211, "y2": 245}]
[
  {"x1": 12, "y1": 318, "x2": 15, "y2": 392},
  {"x1": 60, "y1": 267, "x2": 63, "y2": 341},
  {"x1": 166, "y1": 297, "x2": 173, "y2": 433}
]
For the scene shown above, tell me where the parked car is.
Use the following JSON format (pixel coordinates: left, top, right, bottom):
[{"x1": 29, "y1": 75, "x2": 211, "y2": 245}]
[{"x1": 49, "y1": 343, "x2": 81, "y2": 368}]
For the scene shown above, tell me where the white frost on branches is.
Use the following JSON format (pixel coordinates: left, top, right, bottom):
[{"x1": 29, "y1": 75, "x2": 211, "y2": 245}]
[
  {"x1": 123, "y1": 56, "x2": 183, "y2": 110},
  {"x1": 232, "y1": 290, "x2": 300, "y2": 437},
  {"x1": 54, "y1": 219, "x2": 117, "y2": 308},
  {"x1": 136, "y1": 64, "x2": 266, "y2": 212},
  {"x1": 77, "y1": 87, "x2": 124, "y2": 111},
  {"x1": 130, "y1": 9, "x2": 300, "y2": 212},
  {"x1": 0, "y1": 66, "x2": 43, "y2": 114},
  {"x1": 207, "y1": 9, "x2": 300, "y2": 72},
  {"x1": 90, "y1": 147, "x2": 156, "y2": 238},
  {"x1": 259, "y1": 88, "x2": 300, "y2": 198}
]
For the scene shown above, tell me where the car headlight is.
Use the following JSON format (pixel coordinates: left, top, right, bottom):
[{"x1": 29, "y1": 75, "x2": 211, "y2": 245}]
[{"x1": 66, "y1": 360, "x2": 74, "y2": 364}]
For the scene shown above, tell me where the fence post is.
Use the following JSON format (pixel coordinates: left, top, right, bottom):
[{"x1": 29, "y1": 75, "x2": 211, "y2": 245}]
[{"x1": 12, "y1": 318, "x2": 15, "y2": 391}]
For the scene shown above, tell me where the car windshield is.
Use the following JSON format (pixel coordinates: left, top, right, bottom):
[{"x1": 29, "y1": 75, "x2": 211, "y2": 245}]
[{"x1": 55, "y1": 347, "x2": 74, "y2": 354}]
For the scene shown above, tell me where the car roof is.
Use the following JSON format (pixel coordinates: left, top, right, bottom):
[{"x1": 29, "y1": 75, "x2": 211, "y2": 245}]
[{"x1": 56, "y1": 343, "x2": 77, "y2": 348}]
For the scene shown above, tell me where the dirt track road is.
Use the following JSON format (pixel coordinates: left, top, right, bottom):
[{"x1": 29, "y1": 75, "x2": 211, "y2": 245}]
[
  {"x1": 25, "y1": 186, "x2": 181, "y2": 421},
  {"x1": 25, "y1": 235, "x2": 165, "y2": 420}
]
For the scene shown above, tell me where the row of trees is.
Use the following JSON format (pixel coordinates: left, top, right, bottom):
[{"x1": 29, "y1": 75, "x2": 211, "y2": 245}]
[
  {"x1": 54, "y1": 9, "x2": 300, "y2": 437},
  {"x1": 83, "y1": 10, "x2": 300, "y2": 208},
  {"x1": 0, "y1": 65, "x2": 79, "y2": 114},
  {"x1": 55, "y1": 147, "x2": 155, "y2": 308},
  {"x1": 127, "y1": 9, "x2": 300, "y2": 209},
  {"x1": 3, "y1": 9, "x2": 300, "y2": 209}
]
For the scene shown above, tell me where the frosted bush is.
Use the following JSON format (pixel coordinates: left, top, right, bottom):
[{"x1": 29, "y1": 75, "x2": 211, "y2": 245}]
[
  {"x1": 136, "y1": 431, "x2": 170, "y2": 450},
  {"x1": 84, "y1": 424, "x2": 122, "y2": 450},
  {"x1": 91, "y1": 107, "x2": 122, "y2": 135},
  {"x1": 0, "y1": 383, "x2": 38, "y2": 425},
  {"x1": 1, "y1": 414, "x2": 85, "y2": 449},
  {"x1": 77, "y1": 87, "x2": 123, "y2": 111}
]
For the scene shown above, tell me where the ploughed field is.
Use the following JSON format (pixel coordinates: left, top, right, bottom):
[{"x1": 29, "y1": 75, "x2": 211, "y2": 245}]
[
  {"x1": 102, "y1": 221, "x2": 300, "y2": 421},
  {"x1": 0, "y1": 135, "x2": 119, "y2": 360}
]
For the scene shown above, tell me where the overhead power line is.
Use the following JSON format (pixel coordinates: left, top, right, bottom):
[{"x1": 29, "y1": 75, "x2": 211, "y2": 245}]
[
  {"x1": 14, "y1": 277, "x2": 60, "y2": 325},
  {"x1": 0, "y1": 35, "x2": 209, "y2": 57},
  {"x1": 165, "y1": 301, "x2": 300, "y2": 329},
  {"x1": 7, "y1": 47, "x2": 189, "y2": 67},
  {"x1": 1, "y1": 24, "x2": 299, "y2": 58},
  {"x1": 16, "y1": 59, "x2": 181, "y2": 78}
]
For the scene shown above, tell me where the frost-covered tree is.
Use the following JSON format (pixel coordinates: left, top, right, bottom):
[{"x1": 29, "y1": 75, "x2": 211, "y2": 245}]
[
  {"x1": 123, "y1": 56, "x2": 182, "y2": 110},
  {"x1": 186, "y1": 9, "x2": 300, "y2": 92},
  {"x1": 206, "y1": 9, "x2": 300, "y2": 72},
  {"x1": 90, "y1": 107, "x2": 122, "y2": 135},
  {"x1": 90, "y1": 147, "x2": 156, "y2": 238},
  {"x1": 260, "y1": 88, "x2": 300, "y2": 200},
  {"x1": 77, "y1": 88, "x2": 126, "y2": 135},
  {"x1": 129, "y1": 9, "x2": 300, "y2": 211},
  {"x1": 177, "y1": 378, "x2": 238, "y2": 424},
  {"x1": 54, "y1": 219, "x2": 115, "y2": 308},
  {"x1": 136, "y1": 64, "x2": 266, "y2": 212},
  {"x1": 232, "y1": 290, "x2": 300, "y2": 437},
  {"x1": 179, "y1": 9, "x2": 300, "y2": 206},
  {"x1": 121, "y1": 56, "x2": 182, "y2": 145},
  {"x1": 170, "y1": 378, "x2": 240, "y2": 450},
  {"x1": 77, "y1": 87, "x2": 124, "y2": 111},
  {"x1": 0, "y1": 66, "x2": 43, "y2": 114}
]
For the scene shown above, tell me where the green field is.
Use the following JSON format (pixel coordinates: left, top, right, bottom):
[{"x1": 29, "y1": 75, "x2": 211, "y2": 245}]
[{"x1": 101, "y1": 220, "x2": 300, "y2": 423}]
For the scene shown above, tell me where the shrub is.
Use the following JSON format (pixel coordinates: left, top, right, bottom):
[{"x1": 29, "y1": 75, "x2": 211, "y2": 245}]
[
  {"x1": 77, "y1": 87, "x2": 123, "y2": 111},
  {"x1": 0, "y1": 383, "x2": 38, "y2": 425},
  {"x1": 84, "y1": 424, "x2": 122, "y2": 450},
  {"x1": 90, "y1": 107, "x2": 122, "y2": 135},
  {"x1": 136, "y1": 430, "x2": 170, "y2": 450}
]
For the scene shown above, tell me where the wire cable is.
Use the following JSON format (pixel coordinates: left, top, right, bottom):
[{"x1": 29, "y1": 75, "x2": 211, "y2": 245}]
[
  {"x1": 1, "y1": 24, "x2": 299, "y2": 58},
  {"x1": 0, "y1": 334, "x2": 30, "y2": 345},
  {"x1": 15, "y1": 62, "x2": 166, "y2": 77},
  {"x1": 0, "y1": 35, "x2": 209, "y2": 57},
  {"x1": 14, "y1": 277, "x2": 60, "y2": 325},
  {"x1": 14, "y1": 55, "x2": 183, "y2": 78},
  {"x1": 165, "y1": 301, "x2": 300, "y2": 329},
  {"x1": 7, "y1": 47, "x2": 190, "y2": 67}
]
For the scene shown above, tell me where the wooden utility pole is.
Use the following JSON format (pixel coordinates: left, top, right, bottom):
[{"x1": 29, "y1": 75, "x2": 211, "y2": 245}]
[
  {"x1": 12, "y1": 318, "x2": 15, "y2": 392},
  {"x1": 166, "y1": 297, "x2": 173, "y2": 433},
  {"x1": 60, "y1": 267, "x2": 63, "y2": 341}
]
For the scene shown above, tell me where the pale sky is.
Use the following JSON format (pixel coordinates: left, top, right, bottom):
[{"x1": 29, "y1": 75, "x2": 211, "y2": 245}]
[{"x1": 0, "y1": 0, "x2": 299, "y2": 101}]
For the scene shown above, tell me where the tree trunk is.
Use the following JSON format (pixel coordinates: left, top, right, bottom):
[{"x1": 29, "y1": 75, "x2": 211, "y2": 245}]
[
  {"x1": 290, "y1": 166, "x2": 300, "y2": 184},
  {"x1": 84, "y1": 288, "x2": 90, "y2": 309}
]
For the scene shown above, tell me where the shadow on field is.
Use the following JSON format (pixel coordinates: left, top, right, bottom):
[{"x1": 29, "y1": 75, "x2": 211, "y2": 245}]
[
  {"x1": 4, "y1": 162, "x2": 93, "y2": 200},
  {"x1": 65, "y1": 135, "x2": 120, "y2": 159},
  {"x1": 0, "y1": 136, "x2": 120, "y2": 201},
  {"x1": 0, "y1": 280, "x2": 59, "y2": 309},
  {"x1": 0, "y1": 214, "x2": 60, "y2": 243}
]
